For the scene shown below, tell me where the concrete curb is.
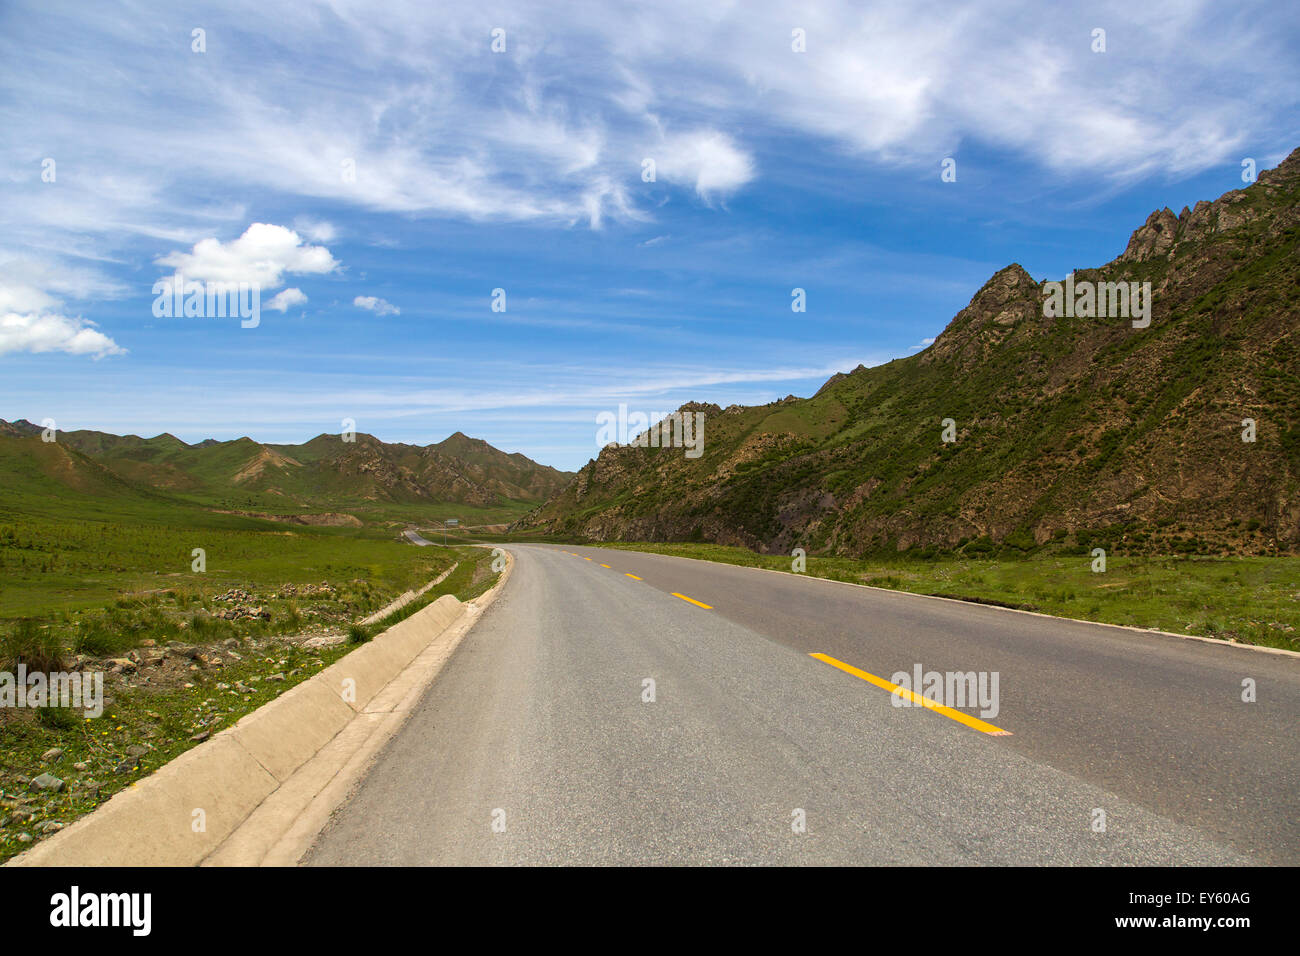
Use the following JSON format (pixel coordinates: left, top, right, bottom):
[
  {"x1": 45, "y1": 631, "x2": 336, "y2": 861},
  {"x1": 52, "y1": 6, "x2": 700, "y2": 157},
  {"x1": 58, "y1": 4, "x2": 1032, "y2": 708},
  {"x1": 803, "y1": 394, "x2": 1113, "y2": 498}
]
[{"x1": 7, "y1": 559, "x2": 511, "y2": 867}]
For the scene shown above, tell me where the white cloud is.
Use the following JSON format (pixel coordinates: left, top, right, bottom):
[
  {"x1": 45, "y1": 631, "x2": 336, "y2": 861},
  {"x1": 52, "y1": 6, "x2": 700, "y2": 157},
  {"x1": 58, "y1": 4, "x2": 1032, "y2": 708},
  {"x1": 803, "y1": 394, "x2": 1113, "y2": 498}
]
[
  {"x1": 0, "y1": 0, "x2": 1294, "y2": 274},
  {"x1": 12, "y1": 0, "x2": 1290, "y2": 249},
  {"x1": 292, "y1": 217, "x2": 338, "y2": 243},
  {"x1": 353, "y1": 295, "x2": 399, "y2": 316},
  {"x1": 267, "y1": 288, "x2": 308, "y2": 312},
  {"x1": 0, "y1": 305, "x2": 123, "y2": 359},
  {"x1": 0, "y1": 265, "x2": 125, "y2": 359},
  {"x1": 656, "y1": 131, "x2": 755, "y2": 199},
  {"x1": 155, "y1": 223, "x2": 338, "y2": 289}
]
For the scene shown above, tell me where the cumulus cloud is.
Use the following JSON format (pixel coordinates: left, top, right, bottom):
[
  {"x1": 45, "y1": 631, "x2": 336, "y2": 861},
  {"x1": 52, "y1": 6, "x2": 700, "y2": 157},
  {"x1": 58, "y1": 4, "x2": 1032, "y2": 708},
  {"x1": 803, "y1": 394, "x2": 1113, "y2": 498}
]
[
  {"x1": 353, "y1": 295, "x2": 400, "y2": 316},
  {"x1": 0, "y1": 265, "x2": 125, "y2": 359},
  {"x1": 267, "y1": 288, "x2": 308, "y2": 312},
  {"x1": 155, "y1": 223, "x2": 338, "y2": 288},
  {"x1": 0, "y1": 311, "x2": 123, "y2": 359}
]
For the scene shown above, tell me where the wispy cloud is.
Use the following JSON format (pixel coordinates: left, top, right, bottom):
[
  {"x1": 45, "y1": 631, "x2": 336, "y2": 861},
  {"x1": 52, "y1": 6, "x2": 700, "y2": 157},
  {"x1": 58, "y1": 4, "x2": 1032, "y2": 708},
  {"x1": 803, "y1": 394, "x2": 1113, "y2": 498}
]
[{"x1": 353, "y1": 295, "x2": 400, "y2": 316}]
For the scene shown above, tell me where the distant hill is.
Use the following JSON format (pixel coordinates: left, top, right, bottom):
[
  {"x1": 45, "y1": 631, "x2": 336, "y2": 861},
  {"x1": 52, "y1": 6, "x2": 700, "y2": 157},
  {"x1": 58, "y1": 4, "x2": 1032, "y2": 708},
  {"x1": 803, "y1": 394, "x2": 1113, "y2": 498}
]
[
  {"x1": 0, "y1": 422, "x2": 573, "y2": 523},
  {"x1": 514, "y1": 147, "x2": 1300, "y2": 557}
]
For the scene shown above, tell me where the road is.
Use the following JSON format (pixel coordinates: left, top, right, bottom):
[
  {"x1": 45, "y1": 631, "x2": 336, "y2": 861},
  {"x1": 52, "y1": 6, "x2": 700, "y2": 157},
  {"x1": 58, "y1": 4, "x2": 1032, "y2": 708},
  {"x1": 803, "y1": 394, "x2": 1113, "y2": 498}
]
[{"x1": 305, "y1": 544, "x2": 1300, "y2": 865}]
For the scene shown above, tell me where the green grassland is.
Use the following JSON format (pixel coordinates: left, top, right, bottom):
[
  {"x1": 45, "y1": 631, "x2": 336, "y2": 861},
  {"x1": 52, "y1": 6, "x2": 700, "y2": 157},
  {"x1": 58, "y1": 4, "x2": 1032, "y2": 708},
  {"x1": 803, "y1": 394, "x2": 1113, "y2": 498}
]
[
  {"x1": 0, "y1": 543, "x2": 499, "y2": 863},
  {"x1": 586, "y1": 541, "x2": 1300, "y2": 652}
]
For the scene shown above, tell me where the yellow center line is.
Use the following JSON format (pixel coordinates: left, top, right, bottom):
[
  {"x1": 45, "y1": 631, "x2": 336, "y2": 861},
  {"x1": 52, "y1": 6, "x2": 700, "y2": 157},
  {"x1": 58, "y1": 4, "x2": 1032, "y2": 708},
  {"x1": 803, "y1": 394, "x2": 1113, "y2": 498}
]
[
  {"x1": 583, "y1": 557, "x2": 592, "y2": 561},
  {"x1": 672, "y1": 592, "x2": 713, "y2": 609},
  {"x1": 600, "y1": 563, "x2": 611, "y2": 568},
  {"x1": 809, "y1": 653, "x2": 1012, "y2": 737},
  {"x1": 625, "y1": 573, "x2": 641, "y2": 580}
]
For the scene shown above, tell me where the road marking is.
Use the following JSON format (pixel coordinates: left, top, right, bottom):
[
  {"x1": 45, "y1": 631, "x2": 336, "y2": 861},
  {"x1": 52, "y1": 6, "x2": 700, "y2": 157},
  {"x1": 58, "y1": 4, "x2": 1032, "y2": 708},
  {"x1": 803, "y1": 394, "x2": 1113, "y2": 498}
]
[
  {"x1": 600, "y1": 563, "x2": 611, "y2": 568},
  {"x1": 810, "y1": 653, "x2": 1012, "y2": 736},
  {"x1": 625, "y1": 573, "x2": 641, "y2": 580},
  {"x1": 584, "y1": 557, "x2": 592, "y2": 561},
  {"x1": 672, "y1": 592, "x2": 713, "y2": 609}
]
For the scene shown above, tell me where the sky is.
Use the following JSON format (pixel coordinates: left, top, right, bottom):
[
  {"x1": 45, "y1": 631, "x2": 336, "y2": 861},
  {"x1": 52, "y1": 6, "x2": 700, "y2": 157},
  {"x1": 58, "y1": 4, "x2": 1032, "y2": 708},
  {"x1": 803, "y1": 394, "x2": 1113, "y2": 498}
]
[{"x1": 1, "y1": 0, "x2": 1296, "y2": 471}]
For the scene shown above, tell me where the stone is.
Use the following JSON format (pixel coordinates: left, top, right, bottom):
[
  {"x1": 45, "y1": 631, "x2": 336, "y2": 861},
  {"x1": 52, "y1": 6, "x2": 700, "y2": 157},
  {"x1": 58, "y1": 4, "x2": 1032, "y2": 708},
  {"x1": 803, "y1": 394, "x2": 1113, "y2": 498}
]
[
  {"x1": 28, "y1": 773, "x2": 65, "y2": 793},
  {"x1": 40, "y1": 748, "x2": 64, "y2": 763}
]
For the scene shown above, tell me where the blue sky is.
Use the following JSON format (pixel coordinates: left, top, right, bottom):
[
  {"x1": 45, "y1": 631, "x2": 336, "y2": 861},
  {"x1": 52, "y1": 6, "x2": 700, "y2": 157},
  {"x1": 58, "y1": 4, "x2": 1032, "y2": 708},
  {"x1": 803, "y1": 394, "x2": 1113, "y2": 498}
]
[{"x1": 1, "y1": 1, "x2": 1296, "y2": 470}]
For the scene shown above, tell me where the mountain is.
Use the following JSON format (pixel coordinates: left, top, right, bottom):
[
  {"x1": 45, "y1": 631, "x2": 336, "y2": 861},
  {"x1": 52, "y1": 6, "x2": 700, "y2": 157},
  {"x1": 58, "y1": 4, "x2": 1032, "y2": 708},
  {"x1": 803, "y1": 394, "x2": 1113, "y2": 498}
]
[
  {"x1": 514, "y1": 148, "x2": 1300, "y2": 557},
  {"x1": 0, "y1": 423, "x2": 573, "y2": 522}
]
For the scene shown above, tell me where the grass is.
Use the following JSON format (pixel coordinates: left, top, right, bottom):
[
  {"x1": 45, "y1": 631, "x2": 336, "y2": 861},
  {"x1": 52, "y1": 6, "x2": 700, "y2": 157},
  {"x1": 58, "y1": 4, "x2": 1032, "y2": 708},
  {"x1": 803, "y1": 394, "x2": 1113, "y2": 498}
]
[
  {"x1": 0, "y1": 529, "x2": 504, "y2": 863},
  {"x1": 0, "y1": 511, "x2": 462, "y2": 621},
  {"x1": 585, "y1": 541, "x2": 1300, "y2": 652},
  {"x1": 0, "y1": 635, "x2": 357, "y2": 862}
]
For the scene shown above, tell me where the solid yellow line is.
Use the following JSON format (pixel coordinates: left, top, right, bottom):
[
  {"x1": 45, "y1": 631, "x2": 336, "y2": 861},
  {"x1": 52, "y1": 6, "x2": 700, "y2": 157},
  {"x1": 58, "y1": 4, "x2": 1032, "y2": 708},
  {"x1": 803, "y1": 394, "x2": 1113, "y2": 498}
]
[
  {"x1": 600, "y1": 563, "x2": 611, "y2": 568},
  {"x1": 584, "y1": 557, "x2": 592, "y2": 561},
  {"x1": 809, "y1": 653, "x2": 1012, "y2": 736},
  {"x1": 672, "y1": 592, "x2": 713, "y2": 609},
  {"x1": 625, "y1": 573, "x2": 641, "y2": 580}
]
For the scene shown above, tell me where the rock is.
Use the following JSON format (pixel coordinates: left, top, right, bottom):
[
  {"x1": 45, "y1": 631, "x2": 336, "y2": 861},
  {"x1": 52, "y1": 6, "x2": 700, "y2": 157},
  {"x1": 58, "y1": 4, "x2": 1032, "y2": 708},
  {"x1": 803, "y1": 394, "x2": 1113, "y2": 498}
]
[
  {"x1": 114, "y1": 758, "x2": 138, "y2": 774},
  {"x1": 233, "y1": 681, "x2": 254, "y2": 694},
  {"x1": 28, "y1": 773, "x2": 65, "y2": 793},
  {"x1": 125, "y1": 744, "x2": 149, "y2": 757},
  {"x1": 190, "y1": 731, "x2": 210, "y2": 743},
  {"x1": 267, "y1": 672, "x2": 285, "y2": 682},
  {"x1": 140, "y1": 639, "x2": 156, "y2": 647},
  {"x1": 107, "y1": 658, "x2": 137, "y2": 674},
  {"x1": 40, "y1": 748, "x2": 64, "y2": 763},
  {"x1": 223, "y1": 638, "x2": 239, "y2": 648},
  {"x1": 38, "y1": 821, "x2": 64, "y2": 834},
  {"x1": 72, "y1": 762, "x2": 88, "y2": 772},
  {"x1": 16, "y1": 833, "x2": 32, "y2": 844}
]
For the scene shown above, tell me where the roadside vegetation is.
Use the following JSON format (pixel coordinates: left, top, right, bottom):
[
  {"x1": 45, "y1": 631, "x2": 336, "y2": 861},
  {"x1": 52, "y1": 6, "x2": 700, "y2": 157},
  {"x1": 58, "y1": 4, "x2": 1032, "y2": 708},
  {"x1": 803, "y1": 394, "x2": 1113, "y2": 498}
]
[{"x1": 0, "y1": 518, "x2": 501, "y2": 864}]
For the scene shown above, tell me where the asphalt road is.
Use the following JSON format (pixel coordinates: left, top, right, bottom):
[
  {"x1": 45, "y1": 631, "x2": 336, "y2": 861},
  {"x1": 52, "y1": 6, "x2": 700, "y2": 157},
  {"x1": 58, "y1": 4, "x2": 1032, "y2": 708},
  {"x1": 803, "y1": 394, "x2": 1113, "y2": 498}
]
[{"x1": 305, "y1": 544, "x2": 1299, "y2": 865}]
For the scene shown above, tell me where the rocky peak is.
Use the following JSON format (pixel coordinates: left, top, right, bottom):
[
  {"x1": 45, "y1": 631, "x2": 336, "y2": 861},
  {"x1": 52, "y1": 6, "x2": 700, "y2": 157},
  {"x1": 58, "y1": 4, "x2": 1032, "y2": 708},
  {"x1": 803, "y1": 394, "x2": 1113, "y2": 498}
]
[
  {"x1": 923, "y1": 264, "x2": 1039, "y2": 366},
  {"x1": 1120, "y1": 207, "x2": 1180, "y2": 262}
]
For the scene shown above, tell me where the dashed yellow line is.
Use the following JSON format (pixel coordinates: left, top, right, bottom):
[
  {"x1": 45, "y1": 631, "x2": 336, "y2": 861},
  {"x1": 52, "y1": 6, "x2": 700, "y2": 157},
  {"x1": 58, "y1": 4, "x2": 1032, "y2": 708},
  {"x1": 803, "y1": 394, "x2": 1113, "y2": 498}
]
[
  {"x1": 600, "y1": 563, "x2": 611, "y2": 568},
  {"x1": 672, "y1": 592, "x2": 713, "y2": 610},
  {"x1": 810, "y1": 653, "x2": 1012, "y2": 736},
  {"x1": 625, "y1": 573, "x2": 641, "y2": 580}
]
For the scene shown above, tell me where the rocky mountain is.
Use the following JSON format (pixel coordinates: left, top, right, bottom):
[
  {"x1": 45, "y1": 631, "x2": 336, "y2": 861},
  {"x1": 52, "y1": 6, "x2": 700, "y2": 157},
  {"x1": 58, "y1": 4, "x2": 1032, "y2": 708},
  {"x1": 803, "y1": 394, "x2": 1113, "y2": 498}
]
[
  {"x1": 0, "y1": 422, "x2": 572, "y2": 517},
  {"x1": 514, "y1": 147, "x2": 1300, "y2": 557}
]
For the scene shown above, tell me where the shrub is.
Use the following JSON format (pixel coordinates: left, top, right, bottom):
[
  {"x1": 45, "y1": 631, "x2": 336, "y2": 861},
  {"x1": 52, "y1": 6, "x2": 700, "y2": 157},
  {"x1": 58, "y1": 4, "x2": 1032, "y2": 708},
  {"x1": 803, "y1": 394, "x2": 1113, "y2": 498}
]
[{"x1": 1, "y1": 618, "x2": 67, "y2": 671}]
